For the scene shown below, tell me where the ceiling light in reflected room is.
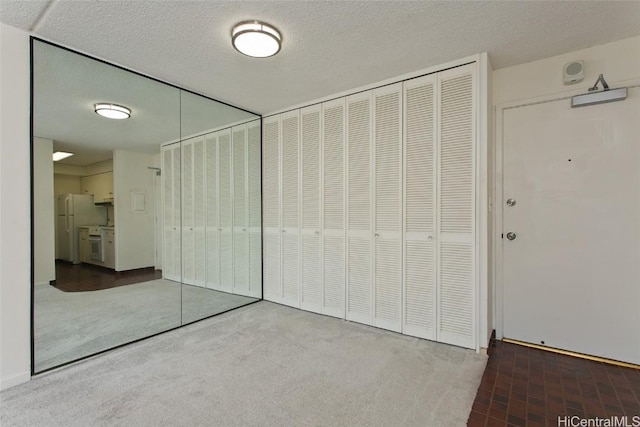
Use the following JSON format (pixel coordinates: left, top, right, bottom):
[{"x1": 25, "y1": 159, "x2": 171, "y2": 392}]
[
  {"x1": 52, "y1": 151, "x2": 74, "y2": 161},
  {"x1": 232, "y1": 21, "x2": 281, "y2": 58},
  {"x1": 94, "y1": 103, "x2": 131, "y2": 119}
]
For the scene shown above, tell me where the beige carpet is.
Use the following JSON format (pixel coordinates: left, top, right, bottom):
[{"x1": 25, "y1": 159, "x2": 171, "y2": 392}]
[
  {"x1": 3, "y1": 301, "x2": 486, "y2": 426},
  {"x1": 34, "y1": 280, "x2": 258, "y2": 372}
]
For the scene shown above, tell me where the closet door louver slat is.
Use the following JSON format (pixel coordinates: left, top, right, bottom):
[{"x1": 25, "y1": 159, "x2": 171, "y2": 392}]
[
  {"x1": 233, "y1": 126, "x2": 249, "y2": 296},
  {"x1": 281, "y1": 112, "x2": 301, "y2": 307},
  {"x1": 346, "y1": 92, "x2": 373, "y2": 325},
  {"x1": 373, "y1": 84, "x2": 403, "y2": 333},
  {"x1": 322, "y1": 99, "x2": 346, "y2": 318},
  {"x1": 171, "y1": 147, "x2": 181, "y2": 282},
  {"x1": 262, "y1": 117, "x2": 282, "y2": 302},
  {"x1": 247, "y1": 121, "x2": 262, "y2": 298},
  {"x1": 182, "y1": 140, "x2": 195, "y2": 285},
  {"x1": 300, "y1": 106, "x2": 322, "y2": 313},
  {"x1": 162, "y1": 144, "x2": 180, "y2": 282},
  {"x1": 193, "y1": 139, "x2": 206, "y2": 287},
  {"x1": 205, "y1": 133, "x2": 220, "y2": 290},
  {"x1": 437, "y1": 64, "x2": 475, "y2": 349},
  {"x1": 403, "y1": 76, "x2": 437, "y2": 340},
  {"x1": 218, "y1": 131, "x2": 233, "y2": 293}
]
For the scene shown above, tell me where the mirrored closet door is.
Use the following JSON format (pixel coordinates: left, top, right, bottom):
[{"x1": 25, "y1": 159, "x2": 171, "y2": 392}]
[{"x1": 32, "y1": 39, "x2": 261, "y2": 373}]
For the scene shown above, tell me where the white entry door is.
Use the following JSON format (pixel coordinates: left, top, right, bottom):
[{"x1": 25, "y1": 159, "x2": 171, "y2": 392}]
[{"x1": 502, "y1": 87, "x2": 640, "y2": 365}]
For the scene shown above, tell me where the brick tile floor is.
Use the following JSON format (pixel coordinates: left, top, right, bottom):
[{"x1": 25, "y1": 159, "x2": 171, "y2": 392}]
[{"x1": 468, "y1": 340, "x2": 640, "y2": 426}]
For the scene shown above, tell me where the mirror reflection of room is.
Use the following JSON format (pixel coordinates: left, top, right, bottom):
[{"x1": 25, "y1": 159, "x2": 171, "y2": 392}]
[{"x1": 32, "y1": 40, "x2": 261, "y2": 373}]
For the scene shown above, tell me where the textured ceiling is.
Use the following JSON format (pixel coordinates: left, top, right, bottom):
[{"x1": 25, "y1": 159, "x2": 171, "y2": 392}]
[{"x1": 2, "y1": 0, "x2": 640, "y2": 115}]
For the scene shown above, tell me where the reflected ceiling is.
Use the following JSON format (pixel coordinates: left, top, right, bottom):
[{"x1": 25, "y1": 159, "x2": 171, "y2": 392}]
[{"x1": 33, "y1": 41, "x2": 256, "y2": 166}]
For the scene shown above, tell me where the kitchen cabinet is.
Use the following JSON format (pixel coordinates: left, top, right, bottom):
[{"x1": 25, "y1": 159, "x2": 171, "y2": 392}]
[
  {"x1": 103, "y1": 229, "x2": 115, "y2": 269},
  {"x1": 78, "y1": 226, "x2": 115, "y2": 269},
  {"x1": 79, "y1": 227, "x2": 90, "y2": 263},
  {"x1": 80, "y1": 172, "x2": 114, "y2": 203}
]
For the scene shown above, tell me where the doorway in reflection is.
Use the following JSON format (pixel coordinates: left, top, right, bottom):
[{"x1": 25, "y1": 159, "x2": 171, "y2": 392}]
[{"x1": 32, "y1": 39, "x2": 261, "y2": 373}]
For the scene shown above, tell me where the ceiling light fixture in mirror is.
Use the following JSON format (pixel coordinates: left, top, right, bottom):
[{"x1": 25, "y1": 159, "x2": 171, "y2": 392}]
[{"x1": 94, "y1": 103, "x2": 131, "y2": 119}]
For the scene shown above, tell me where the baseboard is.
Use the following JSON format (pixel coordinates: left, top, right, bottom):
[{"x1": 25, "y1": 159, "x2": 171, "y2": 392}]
[
  {"x1": 0, "y1": 370, "x2": 30, "y2": 391},
  {"x1": 479, "y1": 330, "x2": 497, "y2": 355}
]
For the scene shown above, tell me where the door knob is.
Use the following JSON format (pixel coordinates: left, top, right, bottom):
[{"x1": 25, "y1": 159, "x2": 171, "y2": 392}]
[
  {"x1": 506, "y1": 198, "x2": 516, "y2": 207},
  {"x1": 506, "y1": 232, "x2": 517, "y2": 241}
]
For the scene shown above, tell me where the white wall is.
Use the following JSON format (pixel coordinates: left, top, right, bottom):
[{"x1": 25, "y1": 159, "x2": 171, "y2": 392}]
[
  {"x1": 0, "y1": 23, "x2": 31, "y2": 390},
  {"x1": 34, "y1": 138, "x2": 55, "y2": 285},
  {"x1": 85, "y1": 159, "x2": 113, "y2": 175},
  {"x1": 54, "y1": 174, "x2": 82, "y2": 196},
  {"x1": 53, "y1": 163, "x2": 85, "y2": 176},
  {"x1": 113, "y1": 150, "x2": 156, "y2": 271},
  {"x1": 493, "y1": 35, "x2": 640, "y2": 106},
  {"x1": 53, "y1": 159, "x2": 113, "y2": 190}
]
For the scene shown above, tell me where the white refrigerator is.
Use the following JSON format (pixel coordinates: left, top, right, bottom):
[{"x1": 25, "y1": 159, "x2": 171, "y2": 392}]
[{"x1": 56, "y1": 194, "x2": 105, "y2": 264}]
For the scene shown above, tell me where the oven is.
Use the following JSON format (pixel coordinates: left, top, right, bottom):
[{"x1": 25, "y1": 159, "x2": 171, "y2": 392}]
[{"x1": 88, "y1": 226, "x2": 103, "y2": 262}]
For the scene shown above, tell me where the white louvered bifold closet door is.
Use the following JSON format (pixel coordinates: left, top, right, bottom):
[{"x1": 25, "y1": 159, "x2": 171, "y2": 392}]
[
  {"x1": 281, "y1": 111, "x2": 301, "y2": 308},
  {"x1": 181, "y1": 138, "x2": 196, "y2": 286},
  {"x1": 193, "y1": 137, "x2": 206, "y2": 287},
  {"x1": 322, "y1": 98, "x2": 346, "y2": 318},
  {"x1": 218, "y1": 130, "x2": 233, "y2": 293},
  {"x1": 233, "y1": 125, "x2": 249, "y2": 296},
  {"x1": 205, "y1": 132, "x2": 220, "y2": 290},
  {"x1": 262, "y1": 116, "x2": 282, "y2": 302},
  {"x1": 300, "y1": 105, "x2": 322, "y2": 313},
  {"x1": 162, "y1": 143, "x2": 180, "y2": 282},
  {"x1": 171, "y1": 146, "x2": 181, "y2": 281},
  {"x1": 403, "y1": 75, "x2": 437, "y2": 340},
  {"x1": 373, "y1": 83, "x2": 403, "y2": 333},
  {"x1": 437, "y1": 64, "x2": 476, "y2": 349},
  {"x1": 247, "y1": 120, "x2": 262, "y2": 298},
  {"x1": 346, "y1": 91, "x2": 373, "y2": 325}
]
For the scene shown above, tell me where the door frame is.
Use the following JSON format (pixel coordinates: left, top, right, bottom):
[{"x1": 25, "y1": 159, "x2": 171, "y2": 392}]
[{"x1": 493, "y1": 78, "x2": 640, "y2": 340}]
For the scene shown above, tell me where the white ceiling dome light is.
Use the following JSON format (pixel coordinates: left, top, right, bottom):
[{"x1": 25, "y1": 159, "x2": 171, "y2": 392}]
[
  {"x1": 94, "y1": 103, "x2": 131, "y2": 119},
  {"x1": 232, "y1": 21, "x2": 281, "y2": 58}
]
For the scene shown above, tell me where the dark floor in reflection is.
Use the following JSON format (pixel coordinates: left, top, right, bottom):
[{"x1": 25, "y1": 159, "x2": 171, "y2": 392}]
[{"x1": 54, "y1": 260, "x2": 162, "y2": 292}]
